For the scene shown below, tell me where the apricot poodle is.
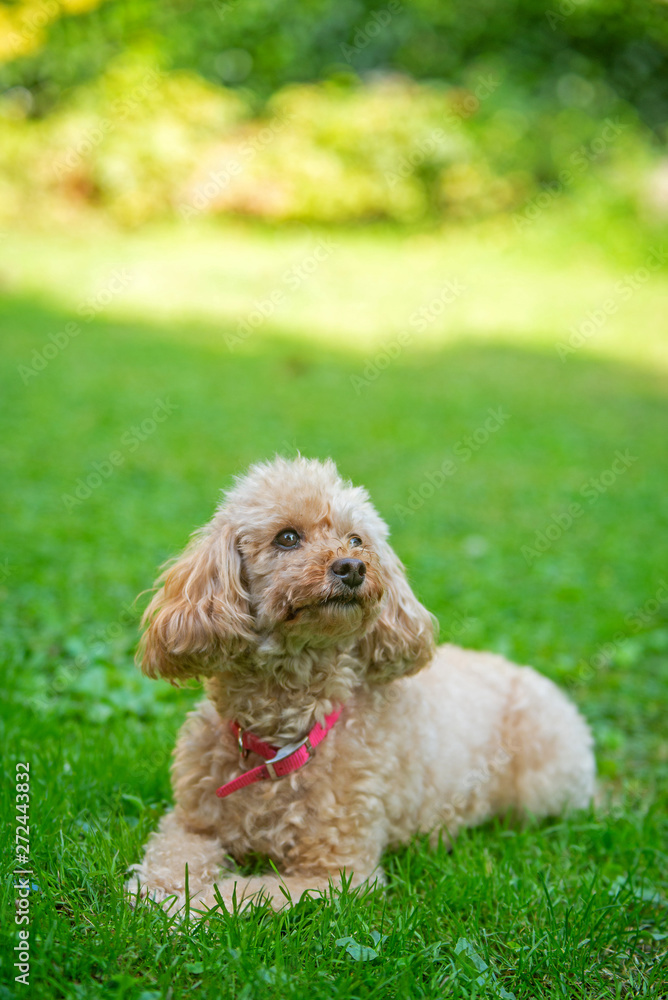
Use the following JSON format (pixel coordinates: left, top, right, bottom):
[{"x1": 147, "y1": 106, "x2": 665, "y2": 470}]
[{"x1": 127, "y1": 456, "x2": 595, "y2": 914}]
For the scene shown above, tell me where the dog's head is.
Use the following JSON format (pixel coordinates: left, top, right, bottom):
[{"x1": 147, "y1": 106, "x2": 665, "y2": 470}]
[{"x1": 139, "y1": 457, "x2": 435, "y2": 684}]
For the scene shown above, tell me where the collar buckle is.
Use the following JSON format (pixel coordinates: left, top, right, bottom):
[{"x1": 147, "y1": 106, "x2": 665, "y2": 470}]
[
  {"x1": 218, "y1": 708, "x2": 341, "y2": 799},
  {"x1": 265, "y1": 734, "x2": 315, "y2": 780}
]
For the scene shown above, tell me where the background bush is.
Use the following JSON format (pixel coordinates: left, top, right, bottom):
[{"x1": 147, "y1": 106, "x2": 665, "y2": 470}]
[
  {"x1": 0, "y1": 0, "x2": 666, "y2": 228},
  {"x1": 0, "y1": 53, "x2": 660, "y2": 228}
]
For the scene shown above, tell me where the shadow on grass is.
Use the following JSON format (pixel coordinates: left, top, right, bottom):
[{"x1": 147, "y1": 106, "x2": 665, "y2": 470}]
[{"x1": 2, "y1": 290, "x2": 666, "y2": 651}]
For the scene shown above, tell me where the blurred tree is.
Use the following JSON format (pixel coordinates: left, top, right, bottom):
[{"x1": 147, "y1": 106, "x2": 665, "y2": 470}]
[{"x1": 0, "y1": 0, "x2": 666, "y2": 133}]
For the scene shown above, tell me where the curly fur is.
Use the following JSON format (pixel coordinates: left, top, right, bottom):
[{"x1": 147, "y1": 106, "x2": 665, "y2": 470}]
[{"x1": 126, "y1": 456, "x2": 595, "y2": 916}]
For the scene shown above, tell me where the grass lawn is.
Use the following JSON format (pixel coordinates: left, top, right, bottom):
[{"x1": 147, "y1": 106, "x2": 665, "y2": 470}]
[{"x1": 1, "y1": 213, "x2": 667, "y2": 998}]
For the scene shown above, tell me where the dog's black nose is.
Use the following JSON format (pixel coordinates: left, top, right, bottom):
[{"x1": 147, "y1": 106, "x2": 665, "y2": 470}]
[{"x1": 330, "y1": 558, "x2": 366, "y2": 588}]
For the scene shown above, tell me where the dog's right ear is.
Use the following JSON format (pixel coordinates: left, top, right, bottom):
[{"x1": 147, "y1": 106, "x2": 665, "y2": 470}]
[{"x1": 138, "y1": 521, "x2": 254, "y2": 681}]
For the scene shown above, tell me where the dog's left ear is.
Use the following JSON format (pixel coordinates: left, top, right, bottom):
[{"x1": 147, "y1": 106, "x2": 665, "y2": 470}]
[
  {"x1": 359, "y1": 544, "x2": 436, "y2": 683},
  {"x1": 138, "y1": 520, "x2": 254, "y2": 681}
]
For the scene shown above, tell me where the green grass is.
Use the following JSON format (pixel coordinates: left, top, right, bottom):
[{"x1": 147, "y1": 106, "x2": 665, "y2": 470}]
[{"x1": 1, "y1": 215, "x2": 667, "y2": 999}]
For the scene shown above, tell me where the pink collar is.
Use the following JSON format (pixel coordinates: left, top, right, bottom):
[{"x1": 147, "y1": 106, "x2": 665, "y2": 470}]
[{"x1": 215, "y1": 708, "x2": 342, "y2": 799}]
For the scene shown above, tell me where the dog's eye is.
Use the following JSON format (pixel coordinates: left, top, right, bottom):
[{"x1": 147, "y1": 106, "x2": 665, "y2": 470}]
[
  {"x1": 349, "y1": 536, "x2": 363, "y2": 548},
  {"x1": 274, "y1": 529, "x2": 301, "y2": 549}
]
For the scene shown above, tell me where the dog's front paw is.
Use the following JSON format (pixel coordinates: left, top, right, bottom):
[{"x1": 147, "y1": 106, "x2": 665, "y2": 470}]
[
  {"x1": 125, "y1": 867, "x2": 241, "y2": 919},
  {"x1": 125, "y1": 869, "x2": 180, "y2": 912}
]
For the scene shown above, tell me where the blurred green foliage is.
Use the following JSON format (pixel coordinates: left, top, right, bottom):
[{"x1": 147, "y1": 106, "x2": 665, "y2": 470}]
[
  {"x1": 2, "y1": 0, "x2": 667, "y2": 132},
  {"x1": 0, "y1": 53, "x2": 659, "y2": 228},
  {"x1": 0, "y1": 0, "x2": 665, "y2": 229}
]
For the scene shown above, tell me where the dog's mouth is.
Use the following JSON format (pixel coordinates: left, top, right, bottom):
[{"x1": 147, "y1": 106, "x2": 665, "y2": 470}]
[
  {"x1": 319, "y1": 595, "x2": 360, "y2": 609},
  {"x1": 285, "y1": 593, "x2": 362, "y2": 622}
]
